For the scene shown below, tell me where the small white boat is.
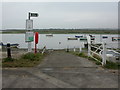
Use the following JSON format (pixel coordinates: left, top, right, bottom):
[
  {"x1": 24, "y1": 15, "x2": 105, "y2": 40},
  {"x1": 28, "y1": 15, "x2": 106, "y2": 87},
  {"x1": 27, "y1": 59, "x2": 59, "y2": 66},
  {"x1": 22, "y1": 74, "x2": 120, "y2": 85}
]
[{"x1": 46, "y1": 34, "x2": 53, "y2": 37}]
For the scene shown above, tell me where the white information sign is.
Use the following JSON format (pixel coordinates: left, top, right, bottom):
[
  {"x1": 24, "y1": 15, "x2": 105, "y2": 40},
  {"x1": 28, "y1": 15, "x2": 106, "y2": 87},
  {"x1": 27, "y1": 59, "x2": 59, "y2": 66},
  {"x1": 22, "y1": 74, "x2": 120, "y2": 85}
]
[
  {"x1": 25, "y1": 32, "x2": 34, "y2": 42},
  {"x1": 26, "y1": 19, "x2": 33, "y2": 30}
]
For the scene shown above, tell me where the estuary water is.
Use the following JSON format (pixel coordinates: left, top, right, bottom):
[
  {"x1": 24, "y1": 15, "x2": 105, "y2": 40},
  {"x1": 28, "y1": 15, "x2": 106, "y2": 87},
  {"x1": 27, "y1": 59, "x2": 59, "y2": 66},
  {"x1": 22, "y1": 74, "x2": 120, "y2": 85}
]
[{"x1": 1, "y1": 34, "x2": 119, "y2": 49}]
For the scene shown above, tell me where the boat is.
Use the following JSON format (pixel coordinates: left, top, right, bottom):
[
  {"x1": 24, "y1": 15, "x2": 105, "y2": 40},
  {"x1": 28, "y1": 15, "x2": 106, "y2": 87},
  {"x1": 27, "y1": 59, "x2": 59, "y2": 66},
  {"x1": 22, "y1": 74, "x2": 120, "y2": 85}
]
[
  {"x1": 91, "y1": 36, "x2": 95, "y2": 40},
  {"x1": 46, "y1": 34, "x2": 53, "y2": 37},
  {"x1": 67, "y1": 37, "x2": 78, "y2": 40},
  {"x1": 102, "y1": 36, "x2": 108, "y2": 39},
  {"x1": 79, "y1": 37, "x2": 87, "y2": 41},
  {"x1": 0, "y1": 42, "x2": 19, "y2": 48},
  {"x1": 112, "y1": 37, "x2": 120, "y2": 41},
  {"x1": 88, "y1": 34, "x2": 95, "y2": 40},
  {"x1": 75, "y1": 35, "x2": 83, "y2": 38}
]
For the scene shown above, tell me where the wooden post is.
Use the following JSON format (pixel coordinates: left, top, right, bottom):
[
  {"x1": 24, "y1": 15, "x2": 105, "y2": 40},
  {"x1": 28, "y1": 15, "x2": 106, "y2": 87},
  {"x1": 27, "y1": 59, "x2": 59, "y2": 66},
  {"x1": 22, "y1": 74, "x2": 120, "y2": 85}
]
[
  {"x1": 7, "y1": 43, "x2": 11, "y2": 58},
  {"x1": 102, "y1": 42, "x2": 106, "y2": 66}
]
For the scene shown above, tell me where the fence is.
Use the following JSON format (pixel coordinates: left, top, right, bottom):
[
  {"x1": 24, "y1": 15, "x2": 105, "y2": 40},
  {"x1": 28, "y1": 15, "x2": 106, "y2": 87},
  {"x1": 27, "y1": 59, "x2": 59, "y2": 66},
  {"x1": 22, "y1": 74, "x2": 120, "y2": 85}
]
[
  {"x1": 42, "y1": 46, "x2": 46, "y2": 54},
  {"x1": 87, "y1": 36, "x2": 107, "y2": 66}
]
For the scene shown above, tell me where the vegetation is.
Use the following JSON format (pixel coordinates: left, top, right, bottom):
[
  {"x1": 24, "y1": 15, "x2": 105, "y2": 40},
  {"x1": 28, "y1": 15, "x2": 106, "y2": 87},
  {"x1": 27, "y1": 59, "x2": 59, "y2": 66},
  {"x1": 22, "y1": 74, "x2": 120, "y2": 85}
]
[
  {"x1": 70, "y1": 51, "x2": 88, "y2": 58},
  {"x1": 69, "y1": 51, "x2": 120, "y2": 69},
  {"x1": 1, "y1": 29, "x2": 119, "y2": 34},
  {"x1": 3, "y1": 57, "x2": 16, "y2": 62},
  {"x1": 2, "y1": 53, "x2": 44, "y2": 67},
  {"x1": 104, "y1": 61, "x2": 120, "y2": 69},
  {"x1": 88, "y1": 56, "x2": 102, "y2": 65}
]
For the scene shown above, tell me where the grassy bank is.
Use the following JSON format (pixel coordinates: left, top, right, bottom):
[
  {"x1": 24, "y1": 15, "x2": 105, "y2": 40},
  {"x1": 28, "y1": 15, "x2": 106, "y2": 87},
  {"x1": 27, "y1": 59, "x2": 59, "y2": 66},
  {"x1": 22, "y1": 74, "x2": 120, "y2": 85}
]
[
  {"x1": 2, "y1": 53, "x2": 45, "y2": 67},
  {"x1": 69, "y1": 51, "x2": 120, "y2": 69},
  {"x1": 1, "y1": 29, "x2": 119, "y2": 34}
]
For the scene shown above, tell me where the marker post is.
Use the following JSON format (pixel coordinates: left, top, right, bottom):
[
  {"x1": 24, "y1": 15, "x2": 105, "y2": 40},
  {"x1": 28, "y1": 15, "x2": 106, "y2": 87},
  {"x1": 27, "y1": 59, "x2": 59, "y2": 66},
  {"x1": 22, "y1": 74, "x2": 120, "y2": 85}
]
[{"x1": 25, "y1": 12, "x2": 39, "y2": 52}]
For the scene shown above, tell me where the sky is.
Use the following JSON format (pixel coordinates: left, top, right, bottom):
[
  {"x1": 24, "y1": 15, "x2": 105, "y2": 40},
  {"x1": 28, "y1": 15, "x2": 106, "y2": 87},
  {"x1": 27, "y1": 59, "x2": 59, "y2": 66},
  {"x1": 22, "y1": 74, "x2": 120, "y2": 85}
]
[{"x1": 2, "y1": 2, "x2": 118, "y2": 29}]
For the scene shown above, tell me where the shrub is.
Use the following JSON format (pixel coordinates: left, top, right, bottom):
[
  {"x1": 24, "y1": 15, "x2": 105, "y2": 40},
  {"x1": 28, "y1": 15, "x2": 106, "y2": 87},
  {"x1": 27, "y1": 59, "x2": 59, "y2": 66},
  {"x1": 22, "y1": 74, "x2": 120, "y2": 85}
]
[
  {"x1": 21, "y1": 53, "x2": 42, "y2": 61},
  {"x1": 2, "y1": 53, "x2": 44, "y2": 67},
  {"x1": 3, "y1": 57, "x2": 16, "y2": 62}
]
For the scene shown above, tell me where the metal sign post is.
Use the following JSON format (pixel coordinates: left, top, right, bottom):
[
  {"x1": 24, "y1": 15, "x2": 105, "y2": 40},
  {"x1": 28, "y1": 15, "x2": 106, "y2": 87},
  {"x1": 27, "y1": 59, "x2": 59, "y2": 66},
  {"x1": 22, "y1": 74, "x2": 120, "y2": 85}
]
[
  {"x1": 26, "y1": 19, "x2": 33, "y2": 30},
  {"x1": 25, "y1": 12, "x2": 38, "y2": 52},
  {"x1": 26, "y1": 20, "x2": 33, "y2": 52}
]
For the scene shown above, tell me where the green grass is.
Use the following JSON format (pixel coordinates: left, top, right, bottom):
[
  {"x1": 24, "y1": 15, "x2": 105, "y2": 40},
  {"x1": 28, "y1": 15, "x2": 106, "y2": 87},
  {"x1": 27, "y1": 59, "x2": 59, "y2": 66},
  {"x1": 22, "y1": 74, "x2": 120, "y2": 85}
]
[
  {"x1": 69, "y1": 51, "x2": 88, "y2": 58},
  {"x1": 3, "y1": 57, "x2": 16, "y2": 62},
  {"x1": 69, "y1": 51, "x2": 119, "y2": 69},
  {"x1": 88, "y1": 56, "x2": 101, "y2": 65},
  {"x1": 2, "y1": 53, "x2": 44, "y2": 67},
  {"x1": 104, "y1": 61, "x2": 120, "y2": 69}
]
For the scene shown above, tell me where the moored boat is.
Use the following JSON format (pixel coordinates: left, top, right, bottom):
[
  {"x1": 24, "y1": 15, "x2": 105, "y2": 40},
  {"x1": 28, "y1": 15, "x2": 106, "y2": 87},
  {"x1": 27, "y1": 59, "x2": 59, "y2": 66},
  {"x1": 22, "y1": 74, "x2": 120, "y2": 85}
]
[
  {"x1": 112, "y1": 37, "x2": 120, "y2": 41},
  {"x1": 67, "y1": 37, "x2": 78, "y2": 40},
  {"x1": 75, "y1": 35, "x2": 83, "y2": 38},
  {"x1": 46, "y1": 34, "x2": 53, "y2": 37},
  {"x1": 0, "y1": 42, "x2": 19, "y2": 48}
]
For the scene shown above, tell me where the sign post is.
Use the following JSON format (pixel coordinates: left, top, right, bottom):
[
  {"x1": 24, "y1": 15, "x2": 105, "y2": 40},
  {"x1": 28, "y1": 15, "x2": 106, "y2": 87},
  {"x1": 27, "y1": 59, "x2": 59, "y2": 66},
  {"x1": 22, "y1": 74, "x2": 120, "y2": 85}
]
[
  {"x1": 25, "y1": 12, "x2": 38, "y2": 52},
  {"x1": 25, "y1": 19, "x2": 33, "y2": 52}
]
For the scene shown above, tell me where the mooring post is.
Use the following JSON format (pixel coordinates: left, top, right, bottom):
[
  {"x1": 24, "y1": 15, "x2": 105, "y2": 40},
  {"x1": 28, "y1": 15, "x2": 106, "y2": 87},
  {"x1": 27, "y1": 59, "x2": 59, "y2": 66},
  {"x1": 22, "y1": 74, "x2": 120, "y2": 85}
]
[
  {"x1": 7, "y1": 43, "x2": 11, "y2": 58},
  {"x1": 79, "y1": 46, "x2": 82, "y2": 53},
  {"x1": 87, "y1": 35, "x2": 91, "y2": 57},
  {"x1": 66, "y1": 46, "x2": 69, "y2": 52},
  {"x1": 102, "y1": 42, "x2": 106, "y2": 66},
  {"x1": 74, "y1": 47, "x2": 76, "y2": 52}
]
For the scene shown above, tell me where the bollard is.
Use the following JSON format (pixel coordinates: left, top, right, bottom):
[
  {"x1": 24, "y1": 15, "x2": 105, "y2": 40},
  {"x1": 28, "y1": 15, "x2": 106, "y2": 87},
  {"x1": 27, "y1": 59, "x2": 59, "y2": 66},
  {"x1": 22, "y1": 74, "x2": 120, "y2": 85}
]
[
  {"x1": 74, "y1": 47, "x2": 76, "y2": 52},
  {"x1": 102, "y1": 42, "x2": 106, "y2": 66},
  {"x1": 66, "y1": 48, "x2": 69, "y2": 52},
  {"x1": 79, "y1": 47, "x2": 82, "y2": 53},
  {"x1": 66, "y1": 46, "x2": 69, "y2": 52},
  {"x1": 7, "y1": 43, "x2": 11, "y2": 58}
]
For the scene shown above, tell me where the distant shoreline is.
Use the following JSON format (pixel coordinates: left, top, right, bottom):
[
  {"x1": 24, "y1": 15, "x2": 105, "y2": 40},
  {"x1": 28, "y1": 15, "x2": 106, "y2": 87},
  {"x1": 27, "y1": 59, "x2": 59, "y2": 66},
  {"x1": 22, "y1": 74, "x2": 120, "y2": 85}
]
[{"x1": 0, "y1": 29, "x2": 119, "y2": 34}]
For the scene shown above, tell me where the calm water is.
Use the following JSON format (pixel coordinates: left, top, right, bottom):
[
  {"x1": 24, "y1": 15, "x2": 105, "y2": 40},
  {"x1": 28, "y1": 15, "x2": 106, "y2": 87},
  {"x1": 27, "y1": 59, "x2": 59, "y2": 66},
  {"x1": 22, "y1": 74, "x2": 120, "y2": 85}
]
[{"x1": 1, "y1": 34, "x2": 119, "y2": 49}]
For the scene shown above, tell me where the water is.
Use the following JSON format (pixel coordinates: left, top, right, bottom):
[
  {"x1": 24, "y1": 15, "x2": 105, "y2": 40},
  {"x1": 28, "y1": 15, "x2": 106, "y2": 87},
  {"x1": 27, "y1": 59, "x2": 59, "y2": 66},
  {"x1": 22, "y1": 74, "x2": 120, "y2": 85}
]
[{"x1": 1, "y1": 34, "x2": 119, "y2": 49}]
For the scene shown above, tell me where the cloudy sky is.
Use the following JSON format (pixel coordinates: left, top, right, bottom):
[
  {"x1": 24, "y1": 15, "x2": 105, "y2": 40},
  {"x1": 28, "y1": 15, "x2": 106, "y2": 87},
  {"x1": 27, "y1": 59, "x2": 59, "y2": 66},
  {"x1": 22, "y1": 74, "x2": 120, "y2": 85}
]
[{"x1": 2, "y1": 2, "x2": 118, "y2": 29}]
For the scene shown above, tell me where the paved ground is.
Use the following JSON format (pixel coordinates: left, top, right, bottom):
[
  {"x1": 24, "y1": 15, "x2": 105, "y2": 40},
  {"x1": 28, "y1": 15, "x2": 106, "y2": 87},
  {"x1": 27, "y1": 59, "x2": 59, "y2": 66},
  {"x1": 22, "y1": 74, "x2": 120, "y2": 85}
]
[{"x1": 2, "y1": 51, "x2": 119, "y2": 88}]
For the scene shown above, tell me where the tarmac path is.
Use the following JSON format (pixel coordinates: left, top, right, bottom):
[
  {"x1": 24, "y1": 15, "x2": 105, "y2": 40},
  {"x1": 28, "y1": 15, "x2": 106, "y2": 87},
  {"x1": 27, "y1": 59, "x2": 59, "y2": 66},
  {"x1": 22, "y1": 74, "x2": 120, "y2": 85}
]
[{"x1": 2, "y1": 51, "x2": 119, "y2": 88}]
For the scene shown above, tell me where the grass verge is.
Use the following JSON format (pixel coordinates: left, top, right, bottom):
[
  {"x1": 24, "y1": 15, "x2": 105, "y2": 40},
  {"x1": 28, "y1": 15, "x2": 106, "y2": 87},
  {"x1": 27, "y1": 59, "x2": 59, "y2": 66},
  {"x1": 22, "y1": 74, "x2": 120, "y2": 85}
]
[
  {"x1": 104, "y1": 61, "x2": 120, "y2": 69},
  {"x1": 69, "y1": 51, "x2": 120, "y2": 69},
  {"x1": 2, "y1": 53, "x2": 45, "y2": 67}
]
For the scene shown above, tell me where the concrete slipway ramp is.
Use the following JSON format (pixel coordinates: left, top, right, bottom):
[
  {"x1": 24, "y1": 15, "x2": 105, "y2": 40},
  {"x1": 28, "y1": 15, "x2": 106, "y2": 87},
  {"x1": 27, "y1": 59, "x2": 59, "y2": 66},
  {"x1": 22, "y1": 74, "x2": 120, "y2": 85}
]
[{"x1": 2, "y1": 51, "x2": 119, "y2": 88}]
